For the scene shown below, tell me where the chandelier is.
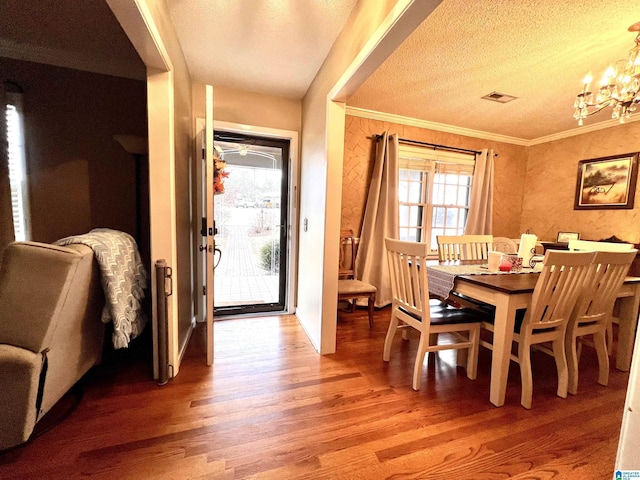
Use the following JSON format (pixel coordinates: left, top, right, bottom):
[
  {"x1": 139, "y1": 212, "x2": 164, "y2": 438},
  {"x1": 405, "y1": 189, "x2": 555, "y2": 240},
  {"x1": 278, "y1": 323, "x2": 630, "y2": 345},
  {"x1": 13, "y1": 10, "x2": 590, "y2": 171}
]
[{"x1": 574, "y1": 21, "x2": 640, "y2": 125}]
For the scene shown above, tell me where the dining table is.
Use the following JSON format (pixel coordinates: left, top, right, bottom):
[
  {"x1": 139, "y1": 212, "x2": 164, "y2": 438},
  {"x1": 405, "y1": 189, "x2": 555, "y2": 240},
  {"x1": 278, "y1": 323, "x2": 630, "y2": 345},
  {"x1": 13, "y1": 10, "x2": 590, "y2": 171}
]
[{"x1": 426, "y1": 260, "x2": 640, "y2": 407}]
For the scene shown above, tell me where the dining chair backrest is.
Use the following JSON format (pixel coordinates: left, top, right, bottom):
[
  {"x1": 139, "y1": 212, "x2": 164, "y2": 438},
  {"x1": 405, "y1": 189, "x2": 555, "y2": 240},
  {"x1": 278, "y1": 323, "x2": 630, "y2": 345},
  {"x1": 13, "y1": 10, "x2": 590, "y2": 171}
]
[
  {"x1": 572, "y1": 250, "x2": 637, "y2": 324},
  {"x1": 568, "y1": 239, "x2": 635, "y2": 252},
  {"x1": 385, "y1": 238, "x2": 429, "y2": 322},
  {"x1": 436, "y1": 234, "x2": 493, "y2": 261},
  {"x1": 492, "y1": 237, "x2": 518, "y2": 254},
  {"x1": 523, "y1": 250, "x2": 595, "y2": 333},
  {"x1": 339, "y1": 229, "x2": 357, "y2": 279}
]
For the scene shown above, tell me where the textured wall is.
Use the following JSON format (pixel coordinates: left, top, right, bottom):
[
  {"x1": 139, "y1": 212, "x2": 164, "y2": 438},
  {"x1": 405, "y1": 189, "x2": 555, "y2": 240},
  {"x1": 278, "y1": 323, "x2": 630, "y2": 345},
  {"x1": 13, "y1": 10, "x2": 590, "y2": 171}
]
[
  {"x1": 342, "y1": 115, "x2": 528, "y2": 238},
  {"x1": 523, "y1": 122, "x2": 640, "y2": 243}
]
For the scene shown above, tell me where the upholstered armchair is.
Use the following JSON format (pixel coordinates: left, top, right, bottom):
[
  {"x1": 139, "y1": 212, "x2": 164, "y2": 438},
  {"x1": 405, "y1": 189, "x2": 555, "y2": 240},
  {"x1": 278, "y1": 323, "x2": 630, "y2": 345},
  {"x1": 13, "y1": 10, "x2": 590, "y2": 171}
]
[{"x1": 0, "y1": 242, "x2": 105, "y2": 450}]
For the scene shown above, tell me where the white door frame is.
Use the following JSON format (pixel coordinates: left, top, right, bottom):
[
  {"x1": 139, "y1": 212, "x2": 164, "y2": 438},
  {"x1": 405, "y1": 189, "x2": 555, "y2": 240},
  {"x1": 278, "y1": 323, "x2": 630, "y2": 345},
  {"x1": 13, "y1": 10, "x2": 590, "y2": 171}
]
[{"x1": 194, "y1": 118, "x2": 299, "y2": 316}]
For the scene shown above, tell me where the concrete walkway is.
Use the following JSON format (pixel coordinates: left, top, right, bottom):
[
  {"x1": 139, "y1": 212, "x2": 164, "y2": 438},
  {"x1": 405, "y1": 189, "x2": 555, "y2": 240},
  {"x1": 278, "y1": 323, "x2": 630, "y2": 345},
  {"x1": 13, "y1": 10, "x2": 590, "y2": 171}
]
[{"x1": 214, "y1": 208, "x2": 279, "y2": 307}]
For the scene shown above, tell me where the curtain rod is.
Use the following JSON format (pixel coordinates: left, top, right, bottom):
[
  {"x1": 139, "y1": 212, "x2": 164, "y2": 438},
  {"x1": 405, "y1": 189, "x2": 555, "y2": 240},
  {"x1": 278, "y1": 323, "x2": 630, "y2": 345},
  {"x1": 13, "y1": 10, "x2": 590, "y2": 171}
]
[{"x1": 372, "y1": 134, "x2": 496, "y2": 157}]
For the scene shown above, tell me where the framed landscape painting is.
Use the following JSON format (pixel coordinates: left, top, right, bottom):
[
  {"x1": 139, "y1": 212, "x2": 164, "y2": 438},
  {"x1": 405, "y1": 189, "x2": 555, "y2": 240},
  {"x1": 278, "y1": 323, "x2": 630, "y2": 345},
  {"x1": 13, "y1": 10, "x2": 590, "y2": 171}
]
[{"x1": 574, "y1": 153, "x2": 639, "y2": 210}]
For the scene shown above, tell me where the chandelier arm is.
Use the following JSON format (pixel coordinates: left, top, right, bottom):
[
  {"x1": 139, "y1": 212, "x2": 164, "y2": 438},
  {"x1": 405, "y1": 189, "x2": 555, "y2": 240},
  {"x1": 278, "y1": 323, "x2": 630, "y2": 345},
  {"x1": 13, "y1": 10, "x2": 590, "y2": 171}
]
[{"x1": 574, "y1": 21, "x2": 640, "y2": 124}]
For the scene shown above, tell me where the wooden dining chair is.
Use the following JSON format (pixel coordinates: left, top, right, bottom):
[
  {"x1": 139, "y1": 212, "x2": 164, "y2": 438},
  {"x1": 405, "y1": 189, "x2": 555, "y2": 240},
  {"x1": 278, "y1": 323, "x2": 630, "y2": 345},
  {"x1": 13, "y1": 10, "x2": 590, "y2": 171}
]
[
  {"x1": 492, "y1": 237, "x2": 518, "y2": 254},
  {"x1": 337, "y1": 230, "x2": 376, "y2": 329},
  {"x1": 383, "y1": 238, "x2": 485, "y2": 390},
  {"x1": 481, "y1": 250, "x2": 595, "y2": 408},
  {"x1": 568, "y1": 239, "x2": 636, "y2": 353},
  {"x1": 566, "y1": 250, "x2": 636, "y2": 395},
  {"x1": 436, "y1": 234, "x2": 493, "y2": 261}
]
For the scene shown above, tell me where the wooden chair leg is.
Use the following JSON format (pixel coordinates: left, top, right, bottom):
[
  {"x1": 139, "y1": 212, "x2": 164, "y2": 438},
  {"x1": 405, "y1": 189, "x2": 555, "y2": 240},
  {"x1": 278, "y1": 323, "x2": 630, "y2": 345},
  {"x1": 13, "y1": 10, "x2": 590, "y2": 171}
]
[
  {"x1": 383, "y1": 308, "x2": 399, "y2": 362},
  {"x1": 566, "y1": 329, "x2": 580, "y2": 396},
  {"x1": 553, "y1": 338, "x2": 569, "y2": 400},
  {"x1": 466, "y1": 325, "x2": 480, "y2": 380},
  {"x1": 412, "y1": 333, "x2": 428, "y2": 390},
  {"x1": 367, "y1": 295, "x2": 374, "y2": 330},
  {"x1": 594, "y1": 330, "x2": 610, "y2": 386},
  {"x1": 519, "y1": 339, "x2": 533, "y2": 409}
]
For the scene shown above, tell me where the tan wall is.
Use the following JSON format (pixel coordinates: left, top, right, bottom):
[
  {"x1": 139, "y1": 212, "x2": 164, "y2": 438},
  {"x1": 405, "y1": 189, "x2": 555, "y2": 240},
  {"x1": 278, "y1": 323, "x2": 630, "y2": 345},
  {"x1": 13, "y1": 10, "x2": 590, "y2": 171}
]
[
  {"x1": 0, "y1": 57, "x2": 146, "y2": 245},
  {"x1": 522, "y1": 122, "x2": 640, "y2": 243},
  {"x1": 192, "y1": 83, "x2": 301, "y2": 132},
  {"x1": 342, "y1": 115, "x2": 528, "y2": 240}
]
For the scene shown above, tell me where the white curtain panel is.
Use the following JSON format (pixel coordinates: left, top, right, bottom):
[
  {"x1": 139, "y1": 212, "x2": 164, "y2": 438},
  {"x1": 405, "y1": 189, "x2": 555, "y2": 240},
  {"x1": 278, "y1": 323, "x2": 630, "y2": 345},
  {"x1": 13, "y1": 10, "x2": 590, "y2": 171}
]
[
  {"x1": 355, "y1": 132, "x2": 399, "y2": 307},
  {"x1": 465, "y1": 148, "x2": 494, "y2": 235}
]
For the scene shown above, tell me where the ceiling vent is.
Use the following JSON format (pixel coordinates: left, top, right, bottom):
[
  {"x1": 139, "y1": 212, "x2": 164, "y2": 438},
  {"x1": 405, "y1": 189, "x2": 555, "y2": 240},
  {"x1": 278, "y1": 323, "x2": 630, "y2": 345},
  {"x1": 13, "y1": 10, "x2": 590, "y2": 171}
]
[{"x1": 481, "y1": 91, "x2": 518, "y2": 103}]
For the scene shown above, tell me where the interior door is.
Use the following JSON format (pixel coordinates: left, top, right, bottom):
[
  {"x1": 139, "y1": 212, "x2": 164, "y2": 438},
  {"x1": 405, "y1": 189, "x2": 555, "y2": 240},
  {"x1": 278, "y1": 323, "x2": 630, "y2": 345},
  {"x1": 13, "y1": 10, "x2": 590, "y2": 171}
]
[{"x1": 205, "y1": 85, "x2": 215, "y2": 365}]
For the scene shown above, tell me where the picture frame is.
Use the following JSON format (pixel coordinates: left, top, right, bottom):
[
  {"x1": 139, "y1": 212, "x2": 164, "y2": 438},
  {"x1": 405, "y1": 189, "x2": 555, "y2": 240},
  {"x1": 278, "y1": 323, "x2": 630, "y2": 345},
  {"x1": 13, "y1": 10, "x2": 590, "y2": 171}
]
[
  {"x1": 557, "y1": 231, "x2": 580, "y2": 243},
  {"x1": 574, "y1": 152, "x2": 639, "y2": 210}
]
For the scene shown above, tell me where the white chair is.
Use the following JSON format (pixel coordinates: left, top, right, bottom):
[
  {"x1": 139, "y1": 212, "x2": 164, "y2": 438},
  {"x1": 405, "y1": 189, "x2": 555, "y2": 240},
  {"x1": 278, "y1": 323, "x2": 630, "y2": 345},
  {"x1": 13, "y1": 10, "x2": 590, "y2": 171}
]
[
  {"x1": 383, "y1": 238, "x2": 485, "y2": 390},
  {"x1": 492, "y1": 237, "x2": 518, "y2": 254},
  {"x1": 437, "y1": 234, "x2": 493, "y2": 261},
  {"x1": 566, "y1": 250, "x2": 637, "y2": 395},
  {"x1": 568, "y1": 239, "x2": 636, "y2": 352},
  {"x1": 481, "y1": 250, "x2": 595, "y2": 408},
  {"x1": 337, "y1": 230, "x2": 376, "y2": 329}
]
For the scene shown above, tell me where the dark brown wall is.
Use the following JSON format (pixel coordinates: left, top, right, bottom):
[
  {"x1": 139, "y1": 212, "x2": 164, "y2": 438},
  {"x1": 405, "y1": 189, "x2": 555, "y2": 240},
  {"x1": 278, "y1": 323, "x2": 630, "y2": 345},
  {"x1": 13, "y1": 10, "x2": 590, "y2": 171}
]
[{"x1": 1, "y1": 57, "x2": 147, "y2": 248}]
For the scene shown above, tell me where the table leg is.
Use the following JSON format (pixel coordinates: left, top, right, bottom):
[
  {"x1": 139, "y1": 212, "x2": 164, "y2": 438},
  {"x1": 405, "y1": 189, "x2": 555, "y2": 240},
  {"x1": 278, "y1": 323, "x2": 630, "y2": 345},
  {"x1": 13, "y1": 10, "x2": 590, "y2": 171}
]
[
  {"x1": 616, "y1": 283, "x2": 640, "y2": 371},
  {"x1": 490, "y1": 294, "x2": 519, "y2": 407}
]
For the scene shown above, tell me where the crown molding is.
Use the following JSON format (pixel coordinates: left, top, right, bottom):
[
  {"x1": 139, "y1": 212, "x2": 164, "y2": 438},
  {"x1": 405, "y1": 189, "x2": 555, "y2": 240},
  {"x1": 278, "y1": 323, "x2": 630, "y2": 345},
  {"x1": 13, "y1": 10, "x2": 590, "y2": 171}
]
[
  {"x1": 345, "y1": 106, "x2": 640, "y2": 147},
  {"x1": 345, "y1": 106, "x2": 529, "y2": 146},
  {"x1": 527, "y1": 115, "x2": 640, "y2": 145}
]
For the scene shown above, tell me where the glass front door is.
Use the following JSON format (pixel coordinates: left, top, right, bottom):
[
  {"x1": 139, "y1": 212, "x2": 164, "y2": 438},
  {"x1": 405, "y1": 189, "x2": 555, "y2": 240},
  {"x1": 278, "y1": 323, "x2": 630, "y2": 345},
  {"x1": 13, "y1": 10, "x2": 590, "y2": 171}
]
[{"x1": 213, "y1": 131, "x2": 289, "y2": 316}]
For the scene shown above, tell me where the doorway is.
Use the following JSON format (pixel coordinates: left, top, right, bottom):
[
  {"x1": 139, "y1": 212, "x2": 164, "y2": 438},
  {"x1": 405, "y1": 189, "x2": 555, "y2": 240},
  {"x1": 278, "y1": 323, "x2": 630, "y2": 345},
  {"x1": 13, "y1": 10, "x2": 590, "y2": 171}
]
[{"x1": 213, "y1": 130, "x2": 290, "y2": 316}]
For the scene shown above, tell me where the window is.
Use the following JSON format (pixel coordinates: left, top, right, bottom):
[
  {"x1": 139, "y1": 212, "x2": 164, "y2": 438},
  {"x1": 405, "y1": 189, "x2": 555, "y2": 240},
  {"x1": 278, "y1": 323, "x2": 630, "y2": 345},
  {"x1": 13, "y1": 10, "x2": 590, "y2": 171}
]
[
  {"x1": 5, "y1": 92, "x2": 30, "y2": 241},
  {"x1": 398, "y1": 144, "x2": 474, "y2": 253}
]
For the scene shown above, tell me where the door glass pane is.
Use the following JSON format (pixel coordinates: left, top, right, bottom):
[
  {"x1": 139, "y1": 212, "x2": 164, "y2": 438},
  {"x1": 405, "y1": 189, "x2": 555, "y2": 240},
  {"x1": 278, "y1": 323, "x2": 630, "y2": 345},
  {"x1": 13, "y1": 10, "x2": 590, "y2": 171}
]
[{"x1": 213, "y1": 133, "x2": 289, "y2": 315}]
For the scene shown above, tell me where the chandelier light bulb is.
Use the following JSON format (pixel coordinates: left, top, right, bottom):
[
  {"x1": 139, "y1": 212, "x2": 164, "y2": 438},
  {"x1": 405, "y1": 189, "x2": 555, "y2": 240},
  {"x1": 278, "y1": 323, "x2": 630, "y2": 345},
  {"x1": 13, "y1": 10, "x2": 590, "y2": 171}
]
[{"x1": 574, "y1": 22, "x2": 640, "y2": 125}]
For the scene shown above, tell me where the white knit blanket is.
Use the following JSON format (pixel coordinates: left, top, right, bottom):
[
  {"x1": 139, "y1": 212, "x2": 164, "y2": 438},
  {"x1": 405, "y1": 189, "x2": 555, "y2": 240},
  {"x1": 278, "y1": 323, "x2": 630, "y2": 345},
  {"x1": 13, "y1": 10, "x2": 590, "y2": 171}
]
[{"x1": 55, "y1": 228, "x2": 148, "y2": 349}]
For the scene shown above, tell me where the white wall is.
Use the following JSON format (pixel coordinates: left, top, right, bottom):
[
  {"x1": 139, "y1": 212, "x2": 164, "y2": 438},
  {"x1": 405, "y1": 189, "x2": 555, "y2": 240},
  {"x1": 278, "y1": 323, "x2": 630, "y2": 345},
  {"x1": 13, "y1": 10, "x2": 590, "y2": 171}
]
[
  {"x1": 297, "y1": 0, "x2": 442, "y2": 353},
  {"x1": 616, "y1": 339, "x2": 640, "y2": 470}
]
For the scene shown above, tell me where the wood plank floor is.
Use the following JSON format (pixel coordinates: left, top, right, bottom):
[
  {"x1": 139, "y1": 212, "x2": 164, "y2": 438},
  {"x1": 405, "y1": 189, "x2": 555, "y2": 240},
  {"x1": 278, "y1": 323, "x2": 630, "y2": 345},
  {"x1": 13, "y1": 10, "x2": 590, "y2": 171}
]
[{"x1": 0, "y1": 306, "x2": 631, "y2": 479}]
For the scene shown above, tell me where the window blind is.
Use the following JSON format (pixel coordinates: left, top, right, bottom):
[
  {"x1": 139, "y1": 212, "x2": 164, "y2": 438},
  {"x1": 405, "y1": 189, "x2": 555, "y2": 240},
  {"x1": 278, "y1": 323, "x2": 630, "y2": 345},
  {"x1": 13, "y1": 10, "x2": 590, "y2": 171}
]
[
  {"x1": 5, "y1": 93, "x2": 29, "y2": 241},
  {"x1": 398, "y1": 144, "x2": 475, "y2": 175}
]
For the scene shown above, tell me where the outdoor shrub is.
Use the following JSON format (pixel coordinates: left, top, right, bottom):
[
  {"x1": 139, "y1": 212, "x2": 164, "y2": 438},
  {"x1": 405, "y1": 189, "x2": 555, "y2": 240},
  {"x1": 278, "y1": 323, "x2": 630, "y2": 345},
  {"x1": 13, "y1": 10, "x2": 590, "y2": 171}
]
[{"x1": 260, "y1": 241, "x2": 280, "y2": 273}]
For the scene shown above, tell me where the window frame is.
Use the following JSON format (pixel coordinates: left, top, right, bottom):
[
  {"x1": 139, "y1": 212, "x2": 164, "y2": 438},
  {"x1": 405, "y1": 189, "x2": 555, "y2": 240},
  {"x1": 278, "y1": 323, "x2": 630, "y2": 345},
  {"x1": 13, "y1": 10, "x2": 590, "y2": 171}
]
[{"x1": 398, "y1": 144, "x2": 474, "y2": 254}]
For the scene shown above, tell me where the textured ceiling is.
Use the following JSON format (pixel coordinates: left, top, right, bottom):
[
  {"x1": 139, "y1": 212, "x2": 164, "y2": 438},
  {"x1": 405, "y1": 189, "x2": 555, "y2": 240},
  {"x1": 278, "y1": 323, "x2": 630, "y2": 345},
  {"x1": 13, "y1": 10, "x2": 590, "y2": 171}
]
[
  {"x1": 167, "y1": 0, "x2": 358, "y2": 99},
  {"x1": 2, "y1": 1, "x2": 639, "y2": 141},
  {"x1": 347, "y1": 0, "x2": 640, "y2": 140},
  {"x1": 0, "y1": 0, "x2": 144, "y2": 80}
]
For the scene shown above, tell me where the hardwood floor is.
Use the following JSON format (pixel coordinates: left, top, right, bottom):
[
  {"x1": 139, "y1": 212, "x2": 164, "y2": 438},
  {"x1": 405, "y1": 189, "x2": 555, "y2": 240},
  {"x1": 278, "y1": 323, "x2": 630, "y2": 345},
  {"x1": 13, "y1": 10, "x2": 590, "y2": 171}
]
[{"x1": 0, "y1": 306, "x2": 630, "y2": 479}]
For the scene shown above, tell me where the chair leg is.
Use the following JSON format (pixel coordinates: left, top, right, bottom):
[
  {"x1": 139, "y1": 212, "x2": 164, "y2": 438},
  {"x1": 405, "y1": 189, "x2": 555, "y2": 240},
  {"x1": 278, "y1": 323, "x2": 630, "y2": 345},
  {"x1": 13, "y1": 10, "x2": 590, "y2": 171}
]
[
  {"x1": 367, "y1": 295, "x2": 374, "y2": 330},
  {"x1": 594, "y1": 329, "x2": 610, "y2": 387},
  {"x1": 606, "y1": 320, "x2": 613, "y2": 356},
  {"x1": 518, "y1": 338, "x2": 533, "y2": 409},
  {"x1": 566, "y1": 329, "x2": 580, "y2": 396},
  {"x1": 553, "y1": 337, "x2": 569, "y2": 400},
  {"x1": 383, "y1": 309, "x2": 399, "y2": 362},
  {"x1": 412, "y1": 332, "x2": 428, "y2": 391},
  {"x1": 465, "y1": 325, "x2": 480, "y2": 380}
]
